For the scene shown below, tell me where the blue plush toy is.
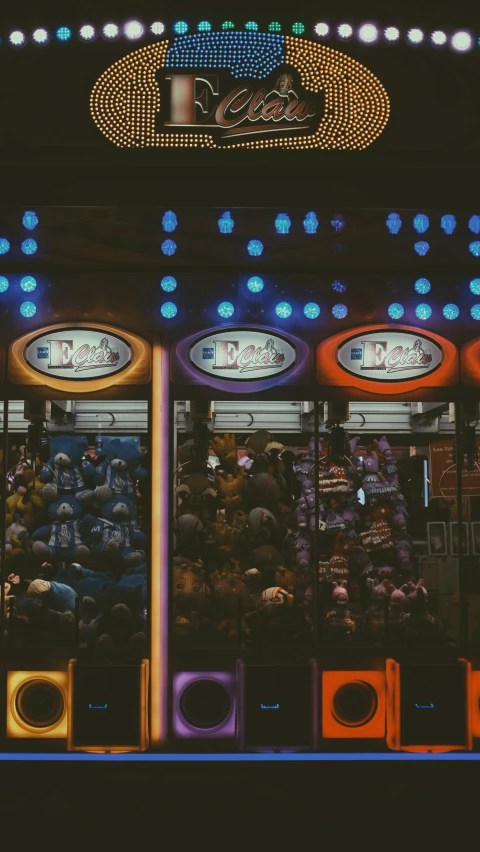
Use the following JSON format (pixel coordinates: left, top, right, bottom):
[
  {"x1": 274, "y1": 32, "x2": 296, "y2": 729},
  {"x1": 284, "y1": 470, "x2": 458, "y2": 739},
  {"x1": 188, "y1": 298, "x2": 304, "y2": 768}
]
[
  {"x1": 80, "y1": 495, "x2": 147, "y2": 567},
  {"x1": 93, "y1": 438, "x2": 148, "y2": 502},
  {"x1": 39, "y1": 435, "x2": 96, "y2": 505},
  {"x1": 31, "y1": 494, "x2": 91, "y2": 564},
  {"x1": 56, "y1": 563, "x2": 145, "y2": 615},
  {"x1": 25, "y1": 577, "x2": 77, "y2": 613}
]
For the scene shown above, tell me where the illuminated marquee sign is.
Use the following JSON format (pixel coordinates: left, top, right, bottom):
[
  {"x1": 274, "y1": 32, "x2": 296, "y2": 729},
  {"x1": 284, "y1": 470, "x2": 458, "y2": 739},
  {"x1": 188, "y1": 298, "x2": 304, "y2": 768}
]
[
  {"x1": 189, "y1": 329, "x2": 297, "y2": 380},
  {"x1": 91, "y1": 32, "x2": 389, "y2": 150},
  {"x1": 336, "y1": 330, "x2": 443, "y2": 382}
]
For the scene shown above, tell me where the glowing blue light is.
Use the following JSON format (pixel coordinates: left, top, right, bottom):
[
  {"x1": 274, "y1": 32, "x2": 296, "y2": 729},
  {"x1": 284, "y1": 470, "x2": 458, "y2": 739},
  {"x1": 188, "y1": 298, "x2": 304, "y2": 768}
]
[
  {"x1": 165, "y1": 32, "x2": 285, "y2": 80},
  {"x1": 441, "y1": 214, "x2": 457, "y2": 235},
  {"x1": 276, "y1": 302, "x2": 292, "y2": 319},
  {"x1": 247, "y1": 276, "x2": 264, "y2": 293},
  {"x1": 161, "y1": 239, "x2": 177, "y2": 256},
  {"x1": 174, "y1": 21, "x2": 188, "y2": 34},
  {"x1": 275, "y1": 214, "x2": 291, "y2": 235},
  {"x1": 22, "y1": 211, "x2": 38, "y2": 230},
  {"x1": 471, "y1": 305, "x2": 480, "y2": 320},
  {"x1": 303, "y1": 212, "x2": 318, "y2": 234},
  {"x1": 20, "y1": 301, "x2": 36, "y2": 318},
  {"x1": 470, "y1": 279, "x2": 480, "y2": 295},
  {"x1": 386, "y1": 212, "x2": 402, "y2": 234},
  {"x1": 331, "y1": 214, "x2": 345, "y2": 232},
  {"x1": 56, "y1": 27, "x2": 71, "y2": 41},
  {"x1": 197, "y1": 21, "x2": 212, "y2": 32},
  {"x1": 161, "y1": 302, "x2": 177, "y2": 319},
  {"x1": 469, "y1": 216, "x2": 480, "y2": 235},
  {"x1": 151, "y1": 23, "x2": 165, "y2": 36},
  {"x1": 332, "y1": 304, "x2": 348, "y2": 319},
  {"x1": 218, "y1": 211, "x2": 234, "y2": 234},
  {"x1": 332, "y1": 280, "x2": 347, "y2": 293},
  {"x1": 415, "y1": 303, "x2": 432, "y2": 320},
  {"x1": 415, "y1": 278, "x2": 431, "y2": 294},
  {"x1": 218, "y1": 301, "x2": 235, "y2": 319},
  {"x1": 413, "y1": 214, "x2": 429, "y2": 234},
  {"x1": 388, "y1": 303, "x2": 404, "y2": 319},
  {"x1": 0, "y1": 277, "x2": 9, "y2": 293},
  {"x1": 20, "y1": 276, "x2": 37, "y2": 293},
  {"x1": 443, "y1": 303, "x2": 459, "y2": 320},
  {"x1": 0, "y1": 239, "x2": 10, "y2": 255},
  {"x1": 315, "y1": 23, "x2": 330, "y2": 37},
  {"x1": 414, "y1": 241, "x2": 430, "y2": 256},
  {"x1": 161, "y1": 276, "x2": 177, "y2": 293},
  {"x1": 9, "y1": 31, "x2": 25, "y2": 46},
  {"x1": 248, "y1": 240, "x2": 263, "y2": 257},
  {"x1": 103, "y1": 23, "x2": 119, "y2": 39},
  {"x1": 33, "y1": 29, "x2": 49, "y2": 44},
  {"x1": 304, "y1": 302, "x2": 320, "y2": 319},
  {"x1": 162, "y1": 210, "x2": 178, "y2": 233},
  {"x1": 470, "y1": 242, "x2": 480, "y2": 258},
  {"x1": 79, "y1": 25, "x2": 95, "y2": 41},
  {"x1": 21, "y1": 239, "x2": 37, "y2": 255},
  {"x1": 125, "y1": 21, "x2": 144, "y2": 39},
  {"x1": 245, "y1": 22, "x2": 259, "y2": 31},
  {"x1": 269, "y1": 22, "x2": 282, "y2": 33}
]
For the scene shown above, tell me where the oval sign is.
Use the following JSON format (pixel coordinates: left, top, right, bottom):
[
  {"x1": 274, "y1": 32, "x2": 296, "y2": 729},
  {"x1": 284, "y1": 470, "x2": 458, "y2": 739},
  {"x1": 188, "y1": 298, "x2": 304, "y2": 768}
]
[
  {"x1": 91, "y1": 32, "x2": 389, "y2": 150},
  {"x1": 189, "y1": 329, "x2": 297, "y2": 381},
  {"x1": 336, "y1": 329, "x2": 444, "y2": 382},
  {"x1": 24, "y1": 328, "x2": 133, "y2": 381}
]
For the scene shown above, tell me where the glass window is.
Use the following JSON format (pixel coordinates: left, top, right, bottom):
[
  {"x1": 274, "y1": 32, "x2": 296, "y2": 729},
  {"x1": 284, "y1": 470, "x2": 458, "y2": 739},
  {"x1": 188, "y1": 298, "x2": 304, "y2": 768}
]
[{"x1": 5, "y1": 399, "x2": 150, "y2": 664}]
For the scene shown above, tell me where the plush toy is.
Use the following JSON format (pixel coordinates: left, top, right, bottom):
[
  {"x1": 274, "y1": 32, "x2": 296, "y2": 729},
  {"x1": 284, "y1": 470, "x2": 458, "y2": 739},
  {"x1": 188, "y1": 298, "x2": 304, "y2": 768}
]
[
  {"x1": 318, "y1": 463, "x2": 351, "y2": 495},
  {"x1": 80, "y1": 496, "x2": 147, "y2": 568},
  {"x1": 210, "y1": 519, "x2": 243, "y2": 556},
  {"x1": 173, "y1": 558, "x2": 211, "y2": 634},
  {"x1": 245, "y1": 430, "x2": 284, "y2": 477},
  {"x1": 247, "y1": 507, "x2": 278, "y2": 540},
  {"x1": 364, "y1": 578, "x2": 389, "y2": 636},
  {"x1": 175, "y1": 513, "x2": 206, "y2": 551},
  {"x1": 39, "y1": 436, "x2": 96, "y2": 504},
  {"x1": 31, "y1": 494, "x2": 91, "y2": 564},
  {"x1": 93, "y1": 438, "x2": 148, "y2": 502},
  {"x1": 318, "y1": 554, "x2": 350, "y2": 584},
  {"x1": 26, "y1": 577, "x2": 77, "y2": 613},
  {"x1": 360, "y1": 519, "x2": 393, "y2": 553},
  {"x1": 388, "y1": 584, "x2": 410, "y2": 640},
  {"x1": 247, "y1": 472, "x2": 281, "y2": 508},
  {"x1": 210, "y1": 434, "x2": 239, "y2": 470},
  {"x1": 293, "y1": 533, "x2": 311, "y2": 571},
  {"x1": 216, "y1": 471, "x2": 245, "y2": 512},
  {"x1": 375, "y1": 436, "x2": 399, "y2": 485},
  {"x1": 212, "y1": 577, "x2": 247, "y2": 640},
  {"x1": 325, "y1": 581, "x2": 355, "y2": 640},
  {"x1": 56, "y1": 563, "x2": 144, "y2": 615},
  {"x1": 93, "y1": 603, "x2": 148, "y2": 664},
  {"x1": 176, "y1": 473, "x2": 217, "y2": 522}
]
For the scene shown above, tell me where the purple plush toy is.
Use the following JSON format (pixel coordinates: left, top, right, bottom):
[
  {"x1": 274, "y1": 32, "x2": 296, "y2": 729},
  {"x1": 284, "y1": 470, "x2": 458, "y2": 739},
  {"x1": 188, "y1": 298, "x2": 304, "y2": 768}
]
[{"x1": 295, "y1": 498, "x2": 310, "y2": 531}]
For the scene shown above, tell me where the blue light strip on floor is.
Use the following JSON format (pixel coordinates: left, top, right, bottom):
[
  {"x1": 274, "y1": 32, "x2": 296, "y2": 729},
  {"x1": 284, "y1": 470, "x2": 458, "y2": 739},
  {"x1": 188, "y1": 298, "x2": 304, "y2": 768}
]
[{"x1": 1, "y1": 752, "x2": 480, "y2": 761}]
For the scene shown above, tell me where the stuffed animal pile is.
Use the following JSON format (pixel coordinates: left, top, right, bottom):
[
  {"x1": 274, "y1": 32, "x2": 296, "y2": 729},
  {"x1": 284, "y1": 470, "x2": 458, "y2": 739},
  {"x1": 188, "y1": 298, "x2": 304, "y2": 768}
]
[
  {"x1": 5, "y1": 435, "x2": 149, "y2": 662},
  {"x1": 173, "y1": 429, "x2": 443, "y2": 648}
]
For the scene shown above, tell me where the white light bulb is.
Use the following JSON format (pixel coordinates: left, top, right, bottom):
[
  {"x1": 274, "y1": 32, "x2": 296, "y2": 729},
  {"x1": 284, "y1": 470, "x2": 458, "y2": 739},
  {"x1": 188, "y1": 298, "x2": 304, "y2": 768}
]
[
  {"x1": 451, "y1": 31, "x2": 473, "y2": 51},
  {"x1": 314, "y1": 22, "x2": 330, "y2": 37},
  {"x1": 9, "y1": 31, "x2": 25, "y2": 46},
  {"x1": 124, "y1": 20, "x2": 144, "y2": 39},
  {"x1": 33, "y1": 28, "x2": 48, "y2": 44},
  {"x1": 103, "y1": 23, "x2": 119, "y2": 38},
  {"x1": 79, "y1": 25, "x2": 95, "y2": 40},
  {"x1": 337, "y1": 23, "x2": 353, "y2": 39},
  {"x1": 151, "y1": 22, "x2": 165, "y2": 35},
  {"x1": 431, "y1": 30, "x2": 447, "y2": 45},
  {"x1": 384, "y1": 26, "x2": 400, "y2": 41},
  {"x1": 358, "y1": 23, "x2": 378, "y2": 43},
  {"x1": 407, "y1": 28, "x2": 424, "y2": 44}
]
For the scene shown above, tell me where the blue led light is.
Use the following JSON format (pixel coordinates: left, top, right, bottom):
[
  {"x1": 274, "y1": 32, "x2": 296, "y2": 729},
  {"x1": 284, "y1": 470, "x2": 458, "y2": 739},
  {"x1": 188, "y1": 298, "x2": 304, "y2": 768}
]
[
  {"x1": 413, "y1": 213, "x2": 429, "y2": 234},
  {"x1": 414, "y1": 241, "x2": 430, "y2": 256},
  {"x1": 470, "y1": 279, "x2": 480, "y2": 295},
  {"x1": 56, "y1": 26, "x2": 71, "y2": 41},
  {"x1": 331, "y1": 214, "x2": 345, "y2": 233},
  {"x1": 247, "y1": 276, "x2": 264, "y2": 293},
  {"x1": 197, "y1": 21, "x2": 211, "y2": 32},
  {"x1": 245, "y1": 21, "x2": 259, "y2": 31},
  {"x1": 443, "y1": 303, "x2": 459, "y2": 320},
  {"x1": 276, "y1": 302, "x2": 292, "y2": 319},
  {"x1": 388, "y1": 303, "x2": 404, "y2": 319},
  {"x1": 174, "y1": 21, "x2": 189, "y2": 34},
  {"x1": 161, "y1": 276, "x2": 177, "y2": 293},
  {"x1": 332, "y1": 304, "x2": 348, "y2": 319},
  {"x1": 469, "y1": 215, "x2": 480, "y2": 235},
  {"x1": 161, "y1": 239, "x2": 177, "y2": 256},
  {"x1": 161, "y1": 301, "x2": 177, "y2": 318},
  {"x1": 470, "y1": 242, "x2": 480, "y2": 257},
  {"x1": 415, "y1": 303, "x2": 432, "y2": 320},
  {"x1": 222, "y1": 22, "x2": 235, "y2": 30},
  {"x1": 414, "y1": 277, "x2": 431, "y2": 294},
  {"x1": 21, "y1": 239, "x2": 37, "y2": 255},
  {"x1": 386, "y1": 212, "x2": 402, "y2": 234},
  {"x1": 22, "y1": 210, "x2": 38, "y2": 230},
  {"x1": 303, "y1": 212, "x2": 318, "y2": 234},
  {"x1": 0, "y1": 277, "x2": 9, "y2": 293},
  {"x1": 20, "y1": 301, "x2": 36, "y2": 318},
  {"x1": 269, "y1": 22, "x2": 282, "y2": 32},
  {"x1": 471, "y1": 304, "x2": 480, "y2": 320},
  {"x1": 218, "y1": 212, "x2": 234, "y2": 234},
  {"x1": 304, "y1": 302, "x2": 320, "y2": 319},
  {"x1": 162, "y1": 210, "x2": 178, "y2": 233},
  {"x1": 165, "y1": 32, "x2": 285, "y2": 80},
  {"x1": 218, "y1": 301, "x2": 235, "y2": 319},
  {"x1": 248, "y1": 240, "x2": 263, "y2": 257},
  {"x1": 440, "y1": 214, "x2": 457, "y2": 235},
  {"x1": 275, "y1": 213, "x2": 291, "y2": 234},
  {"x1": 332, "y1": 280, "x2": 347, "y2": 293},
  {"x1": 20, "y1": 276, "x2": 37, "y2": 292},
  {"x1": 0, "y1": 239, "x2": 10, "y2": 255}
]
